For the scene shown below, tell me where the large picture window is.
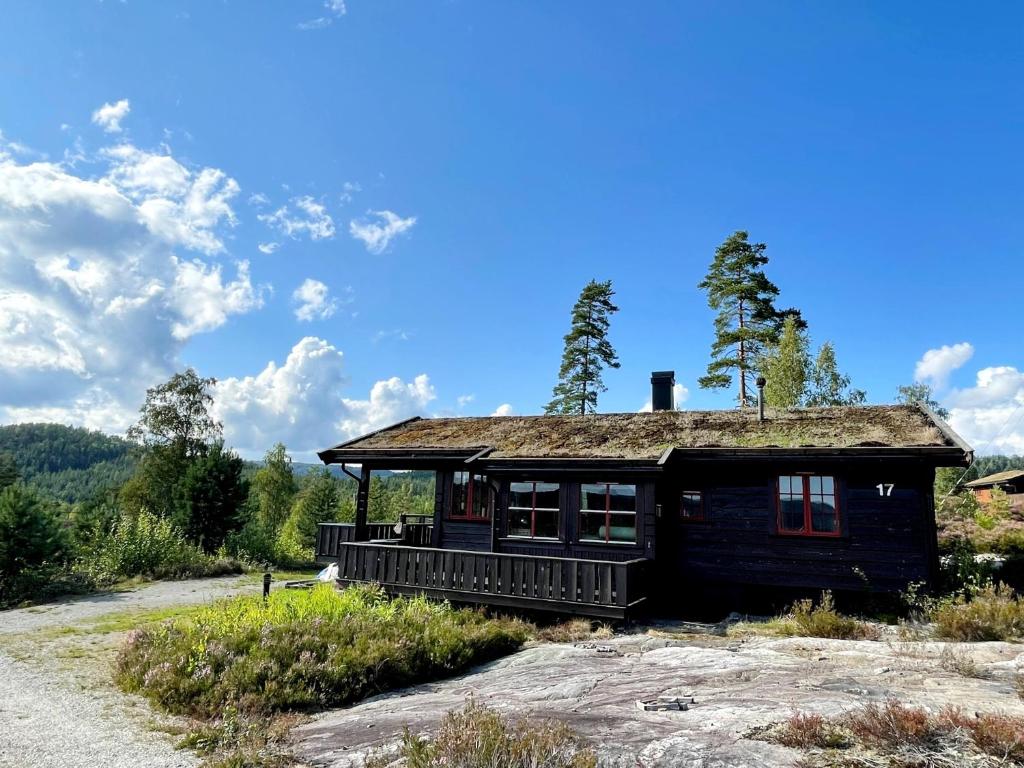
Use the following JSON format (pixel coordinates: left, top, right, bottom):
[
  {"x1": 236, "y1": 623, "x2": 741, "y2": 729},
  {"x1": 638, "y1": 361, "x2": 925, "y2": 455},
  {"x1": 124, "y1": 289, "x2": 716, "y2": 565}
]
[
  {"x1": 449, "y1": 471, "x2": 490, "y2": 521},
  {"x1": 580, "y1": 483, "x2": 637, "y2": 543},
  {"x1": 777, "y1": 475, "x2": 840, "y2": 536},
  {"x1": 508, "y1": 481, "x2": 560, "y2": 539}
]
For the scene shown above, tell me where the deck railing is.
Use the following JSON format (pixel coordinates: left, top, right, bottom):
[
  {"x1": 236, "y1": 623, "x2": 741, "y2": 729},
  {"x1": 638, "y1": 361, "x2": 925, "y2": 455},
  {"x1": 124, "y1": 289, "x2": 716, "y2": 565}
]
[
  {"x1": 320, "y1": 539, "x2": 649, "y2": 617},
  {"x1": 316, "y1": 518, "x2": 433, "y2": 554}
]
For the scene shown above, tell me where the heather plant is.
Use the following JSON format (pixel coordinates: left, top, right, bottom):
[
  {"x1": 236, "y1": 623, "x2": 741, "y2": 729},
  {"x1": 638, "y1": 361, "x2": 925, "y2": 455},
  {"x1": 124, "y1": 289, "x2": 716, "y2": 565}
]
[
  {"x1": 365, "y1": 700, "x2": 597, "y2": 768},
  {"x1": 115, "y1": 584, "x2": 529, "y2": 718},
  {"x1": 932, "y1": 583, "x2": 1024, "y2": 641}
]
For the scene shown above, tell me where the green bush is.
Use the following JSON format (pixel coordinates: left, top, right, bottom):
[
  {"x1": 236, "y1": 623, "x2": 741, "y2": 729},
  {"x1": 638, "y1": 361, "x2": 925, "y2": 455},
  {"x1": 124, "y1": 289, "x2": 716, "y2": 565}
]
[
  {"x1": 783, "y1": 592, "x2": 881, "y2": 640},
  {"x1": 85, "y1": 509, "x2": 242, "y2": 584},
  {"x1": 115, "y1": 584, "x2": 530, "y2": 718},
  {"x1": 0, "y1": 484, "x2": 68, "y2": 607},
  {"x1": 365, "y1": 700, "x2": 597, "y2": 768},
  {"x1": 933, "y1": 583, "x2": 1024, "y2": 641}
]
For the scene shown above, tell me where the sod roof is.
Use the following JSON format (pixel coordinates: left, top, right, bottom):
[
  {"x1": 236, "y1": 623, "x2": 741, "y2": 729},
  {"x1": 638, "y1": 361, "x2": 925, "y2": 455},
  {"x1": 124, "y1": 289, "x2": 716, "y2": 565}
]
[
  {"x1": 964, "y1": 469, "x2": 1024, "y2": 488},
  {"x1": 322, "y1": 404, "x2": 968, "y2": 461}
]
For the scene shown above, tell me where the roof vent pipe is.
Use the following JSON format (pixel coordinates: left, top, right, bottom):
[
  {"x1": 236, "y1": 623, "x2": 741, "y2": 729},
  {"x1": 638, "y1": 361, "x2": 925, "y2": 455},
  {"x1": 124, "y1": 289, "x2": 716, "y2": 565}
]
[
  {"x1": 756, "y1": 376, "x2": 766, "y2": 421},
  {"x1": 651, "y1": 371, "x2": 675, "y2": 412}
]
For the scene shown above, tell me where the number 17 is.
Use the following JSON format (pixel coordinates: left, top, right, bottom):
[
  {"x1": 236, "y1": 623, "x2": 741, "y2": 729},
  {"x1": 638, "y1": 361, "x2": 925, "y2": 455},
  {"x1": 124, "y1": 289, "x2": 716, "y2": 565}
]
[{"x1": 877, "y1": 483, "x2": 894, "y2": 497}]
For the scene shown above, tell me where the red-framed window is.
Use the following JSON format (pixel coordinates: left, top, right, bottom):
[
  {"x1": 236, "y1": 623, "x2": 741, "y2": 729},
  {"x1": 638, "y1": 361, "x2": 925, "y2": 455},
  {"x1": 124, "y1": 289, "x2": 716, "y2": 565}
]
[
  {"x1": 680, "y1": 491, "x2": 705, "y2": 522},
  {"x1": 777, "y1": 475, "x2": 840, "y2": 537},
  {"x1": 507, "y1": 481, "x2": 560, "y2": 539},
  {"x1": 449, "y1": 471, "x2": 491, "y2": 521},
  {"x1": 579, "y1": 483, "x2": 637, "y2": 544}
]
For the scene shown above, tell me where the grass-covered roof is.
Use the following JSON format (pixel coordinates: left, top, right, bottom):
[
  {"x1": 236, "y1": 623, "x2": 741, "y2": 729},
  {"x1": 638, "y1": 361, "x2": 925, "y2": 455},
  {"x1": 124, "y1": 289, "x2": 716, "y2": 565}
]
[{"x1": 324, "y1": 405, "x2": 966, "y2": 461}]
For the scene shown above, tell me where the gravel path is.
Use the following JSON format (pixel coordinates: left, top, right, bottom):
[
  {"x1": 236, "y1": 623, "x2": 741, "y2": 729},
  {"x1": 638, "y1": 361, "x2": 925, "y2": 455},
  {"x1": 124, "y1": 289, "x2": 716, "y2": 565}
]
[{"x1": 0, "y1": 574, "x2": 276, "y2": 768}]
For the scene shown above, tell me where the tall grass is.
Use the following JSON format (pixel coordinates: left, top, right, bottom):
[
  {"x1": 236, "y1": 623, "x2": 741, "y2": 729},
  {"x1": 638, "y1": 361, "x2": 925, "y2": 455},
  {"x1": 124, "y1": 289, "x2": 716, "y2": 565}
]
[
  {"x1": 932, "y1": 583, "x2": 1024, "y2": 641},
  {"x1": 115, "y1": 584, "x2": 530, "y2": 718}
]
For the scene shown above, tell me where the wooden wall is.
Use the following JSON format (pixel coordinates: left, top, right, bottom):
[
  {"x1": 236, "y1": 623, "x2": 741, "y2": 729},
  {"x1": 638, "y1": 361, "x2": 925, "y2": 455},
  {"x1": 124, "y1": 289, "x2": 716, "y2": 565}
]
[{"x1": 655, "y1": 460, "x2": 938, "y2": 608}]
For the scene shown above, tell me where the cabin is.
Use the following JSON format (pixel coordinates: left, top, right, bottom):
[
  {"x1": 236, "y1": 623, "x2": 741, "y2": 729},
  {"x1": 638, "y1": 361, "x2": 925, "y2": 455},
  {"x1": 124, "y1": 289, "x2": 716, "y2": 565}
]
[
  {"x1": 314, "y1": 373, "x2": 972, "y2": 619},
  {"x1": 963, "y1": 470, "x2": 1024, "y2": 504}
]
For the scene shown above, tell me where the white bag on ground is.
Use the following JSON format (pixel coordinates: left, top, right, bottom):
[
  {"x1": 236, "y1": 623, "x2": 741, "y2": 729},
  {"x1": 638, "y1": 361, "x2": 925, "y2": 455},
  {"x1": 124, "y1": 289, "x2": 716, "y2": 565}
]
[{"x1": 317, "y1": 563, "x2": 339, "y2": 582}]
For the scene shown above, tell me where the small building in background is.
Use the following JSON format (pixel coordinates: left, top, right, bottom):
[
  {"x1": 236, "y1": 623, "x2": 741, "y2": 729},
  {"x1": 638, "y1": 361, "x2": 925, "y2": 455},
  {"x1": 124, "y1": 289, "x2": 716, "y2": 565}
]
[{"x1": 964, "y1": 469, "x2": 1024, "y2": 503}]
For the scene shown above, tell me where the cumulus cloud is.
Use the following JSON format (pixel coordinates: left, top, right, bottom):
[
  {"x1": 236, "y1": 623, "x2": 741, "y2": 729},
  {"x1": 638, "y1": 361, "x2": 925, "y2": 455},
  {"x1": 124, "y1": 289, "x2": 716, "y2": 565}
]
[
  {"x1": 91, "y1": 99, "x2": 131, "y2": 133},
  {"x1": 915, "y1": 342, "x2": 974, "y2": 389},
  {"x1": 213, "y1": 337, "x2": 435, "y2": 458},
  {"x1": 945, "y1": 366, "x2": 1024, "y2": 455},
  {"x1": 0, "y1": 132, "x2": 262, "y2": 430},
  {"x1": 638, "y1": 383, "x2": 690, "y2": 413},
  {"x1": 292, "y1": 278, "x2": 339, "y2": 322},
  {"x1": 491, "y1": 403, "x2": 514, "y2": 417},
  {"x1": 258, "y1": 195, "x2": 335, "y2": 241},
  {"x1": 349, "y1": 209, "x2": 416, "y2": 254}
]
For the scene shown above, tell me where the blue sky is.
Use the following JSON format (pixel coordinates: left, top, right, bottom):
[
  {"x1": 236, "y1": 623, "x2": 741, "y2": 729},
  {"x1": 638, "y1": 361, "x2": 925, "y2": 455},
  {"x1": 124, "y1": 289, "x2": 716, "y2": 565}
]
[{"x1": 1, "y1": 1, "x2": 1022, "y2": 458}]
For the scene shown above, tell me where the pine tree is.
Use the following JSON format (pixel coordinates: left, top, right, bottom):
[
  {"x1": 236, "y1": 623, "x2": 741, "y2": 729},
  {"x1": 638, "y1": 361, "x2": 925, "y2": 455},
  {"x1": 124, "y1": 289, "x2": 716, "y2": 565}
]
[
  {"x1": 251, "y1": 443, "x2": 297, "y2": 532},
  {"x1": 896, "y1": 383, "x2": 948, "y2": 418},
  {"x1": 0, "y1": 452, "x2": 19, "y2": 491},
  {"x1": 805, "y1": 343, "x2": 866, "y2": 406},
  {"x1": 0, "y1": 485, "x2": 66, "y2": 583},
  {"x1": 280, "y1": 469, "x2": 341, "y2": 550},
  {"x1": 698, "y1": 231, "x2": 789, "y2": 406},
  {"x1": 761, "y1": 315, "x2": 810, "y2": 409},
  {"x1": 545, "y1": 280, "x2": 621, "y2": 416}
]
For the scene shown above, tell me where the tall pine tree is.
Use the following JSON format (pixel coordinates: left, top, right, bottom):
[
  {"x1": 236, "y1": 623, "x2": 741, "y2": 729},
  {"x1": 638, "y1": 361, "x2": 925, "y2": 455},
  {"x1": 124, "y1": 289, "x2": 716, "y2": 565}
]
[
  {"x1": 698, "y1": 231, "x2": 790, "y2": 406},
  {"x1": 545, "y1": 280, "x2": 620, "y2": 416}
]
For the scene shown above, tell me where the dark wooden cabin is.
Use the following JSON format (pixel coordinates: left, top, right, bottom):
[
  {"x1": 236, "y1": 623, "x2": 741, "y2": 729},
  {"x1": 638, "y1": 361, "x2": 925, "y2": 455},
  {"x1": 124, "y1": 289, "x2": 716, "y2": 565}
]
[
  {"x1": 314, "y1": 373, "x2": 972, "y2": 619},
  {"x1": 964, "y1": 470, "x2": 1024, "y2": 504}
]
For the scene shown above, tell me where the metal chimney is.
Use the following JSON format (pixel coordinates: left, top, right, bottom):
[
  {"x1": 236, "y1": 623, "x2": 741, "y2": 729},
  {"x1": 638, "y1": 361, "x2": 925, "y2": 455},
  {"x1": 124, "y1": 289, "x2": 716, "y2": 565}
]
[
  {"x1": 756, "y1": 376, "x2": 766, "y2": 421},
  {"x1": 651, "y1": 371, "x2": 675, "y2": 412}
]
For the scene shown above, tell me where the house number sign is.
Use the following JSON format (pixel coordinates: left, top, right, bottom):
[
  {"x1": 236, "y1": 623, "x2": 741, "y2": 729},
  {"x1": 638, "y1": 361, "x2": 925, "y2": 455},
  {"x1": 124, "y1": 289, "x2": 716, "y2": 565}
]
[{"x1": 876, "y1": 483, "x2": 895, "y2": 497}]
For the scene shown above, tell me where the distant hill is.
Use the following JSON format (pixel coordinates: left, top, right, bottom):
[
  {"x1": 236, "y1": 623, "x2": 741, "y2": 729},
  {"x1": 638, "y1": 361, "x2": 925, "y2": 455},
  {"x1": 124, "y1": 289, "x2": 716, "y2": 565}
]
[{"x1": 0, "y1": 423, "x2": 138, "y2": 504}]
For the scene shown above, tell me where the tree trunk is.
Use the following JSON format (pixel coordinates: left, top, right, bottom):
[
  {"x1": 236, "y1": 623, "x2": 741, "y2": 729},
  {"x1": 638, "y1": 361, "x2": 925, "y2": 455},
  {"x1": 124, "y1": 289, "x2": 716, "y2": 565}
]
[{"x1": 738, "y1": 298, "x2": 747, "y2": 407}]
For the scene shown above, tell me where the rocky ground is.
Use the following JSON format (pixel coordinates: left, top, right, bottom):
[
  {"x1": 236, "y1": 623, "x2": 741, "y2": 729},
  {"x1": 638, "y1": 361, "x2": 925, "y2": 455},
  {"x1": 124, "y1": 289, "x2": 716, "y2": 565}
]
[
  {"x1": 3, "y1": 581, "x2": 1024, "y2": 768},
  {"x1": 292, "y1": 629, "x2": 1024, "y2": 768},
  {"x1": 0, "y1": 574, "x2": 275, "y2": 768}
]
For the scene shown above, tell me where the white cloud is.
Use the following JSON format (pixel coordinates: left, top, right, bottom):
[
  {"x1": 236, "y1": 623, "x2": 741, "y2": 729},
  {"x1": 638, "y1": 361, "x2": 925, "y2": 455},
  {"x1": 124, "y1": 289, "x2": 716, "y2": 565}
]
[
  {"x1": 638, "y1": 383, "x2": 690, "y2": 413},
  {"x1": 914, "y1": 342, "x2": 974, "y2": 389},
  {"x1": 91, "y1": 99, "x2": 131, "y2": 133},
  {"x1": 457, "y1": 394, "x2": 475, "y2": 408},
  {"x1": 372, "y1": 328, "x2": 410, "y2": 343},
  {"x1": 349, "y1": 209, "x2": 416, "y2": 254},
  {"x1": 0, "y1": 133, "x2": 261, "y2": 430},
  {"x1": 213, "y1": 337, "x2": 435, "y2": 458},
  {"x1": 339, "y1": 181, "x2": 361, "y2": 204},
  {"x1": 258, "y1": 195, "x2": 335, "y2": 241},
  {"x1": 298, "y1": 0, "x2": 347, "y2": 29},
  {"x1": 292, "y1": 278, "x2": 338, "y2": 322},
  {"x1": 248, "y1": 192, "x2": 270, "y2": 207},
  {"x1": 491, "y1": 403, "x2": 514, "y2": 417},
  {"x1": 258, "y1": 242, "x2": 279, "y2": 255},
  {"x1": 945, "y1": 366, "x2": 1024, "y2": 455}
]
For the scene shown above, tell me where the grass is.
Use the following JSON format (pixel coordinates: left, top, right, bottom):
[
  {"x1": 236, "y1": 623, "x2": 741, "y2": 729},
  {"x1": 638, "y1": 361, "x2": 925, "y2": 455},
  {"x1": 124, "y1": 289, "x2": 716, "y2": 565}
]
[
  {"x1": 534, "y1": 618, "x2": 614, "y2": 643},
  {"x1": 753, "y1": 699, "x2": 1024, "y2": 767},
  {"x1": 937, "y1": 645, "x2": 987, "y2": 679},
  {"x1": 932, "y1": 583, "x2": 1024, "y2": 641},
  {"x1": 364, "y1": 700, "x2": 597, "y2": 768},
  {"x1": 115, "y1": 584, "x2": 530, "y2": 718},
  {"x1": 729, "y1": 592, "x2": 880, "y2": 641}
]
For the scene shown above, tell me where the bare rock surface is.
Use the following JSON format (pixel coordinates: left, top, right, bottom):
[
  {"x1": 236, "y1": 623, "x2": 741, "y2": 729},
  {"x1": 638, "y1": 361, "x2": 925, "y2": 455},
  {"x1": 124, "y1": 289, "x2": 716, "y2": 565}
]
[{"x1": 292, "y1": 631, "x2": 1024, "y2": 768}]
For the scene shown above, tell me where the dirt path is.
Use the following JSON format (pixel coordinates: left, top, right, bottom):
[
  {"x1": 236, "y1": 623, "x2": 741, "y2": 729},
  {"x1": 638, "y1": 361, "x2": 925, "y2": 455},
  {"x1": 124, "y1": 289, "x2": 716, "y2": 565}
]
[
  {"x1": 0, "y1": 574, "x2": 278, "y2": 768},
  {"x1": 292, "y1": 631, "x2": 1024, "y2": 767}
]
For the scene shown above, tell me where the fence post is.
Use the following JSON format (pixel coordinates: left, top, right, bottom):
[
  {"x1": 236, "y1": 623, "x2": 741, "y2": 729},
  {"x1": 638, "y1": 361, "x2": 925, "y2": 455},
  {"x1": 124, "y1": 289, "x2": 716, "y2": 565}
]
[{"x1": 263, "y1": 572, "x2": 272, "y2": 601}]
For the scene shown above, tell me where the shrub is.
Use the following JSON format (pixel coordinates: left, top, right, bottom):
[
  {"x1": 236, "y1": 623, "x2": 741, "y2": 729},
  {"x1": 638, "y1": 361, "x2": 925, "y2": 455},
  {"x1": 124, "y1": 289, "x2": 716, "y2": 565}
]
[
  {"x1": 0, "y1": 484, "x2": 68, "y2": 607},
  {"x1": 783, "y1": 592, "x2": 881, "y2": 641},
  {"x1": 844, "y1": 699, "x2": 934, "y2": 749},
  {"x1": 771, "y1": 712, "x2": 848, "y2": 749},
  {"x1": 115, "y1": 584, "x2": 530, "y2": 718},
  {"x1": 85, "y1": 508, "x2": 242, "y2": 585},
  {"x1": 937, "y1": 708, "x2": 1024, "y2": 762},
  {"x1": 364, "y1": 700, "x2": 597, "y2": 768},
  {"x1": 932, "y1": 583, "x2": 1024, "y2": 641}
]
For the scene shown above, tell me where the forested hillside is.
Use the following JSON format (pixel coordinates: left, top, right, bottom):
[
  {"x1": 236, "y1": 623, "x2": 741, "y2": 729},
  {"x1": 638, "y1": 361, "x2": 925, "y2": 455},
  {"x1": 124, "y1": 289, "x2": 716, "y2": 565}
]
[{"x1": 0, "y1": 423, "x2": 138, "y2": 503}]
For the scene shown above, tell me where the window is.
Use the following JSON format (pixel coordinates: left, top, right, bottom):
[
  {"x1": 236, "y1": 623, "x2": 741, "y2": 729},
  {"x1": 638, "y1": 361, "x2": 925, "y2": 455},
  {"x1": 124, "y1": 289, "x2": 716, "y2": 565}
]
[
  {"x1": 777, "y1": 475, "x2": 840, "y2": 536},
  {"x1": 450, "y1": 471, "x2": 490, "y2": 521},
  {"x1": 680, "y1": 491, "x2": 704, "y2": 521},
  {"x1": 508, "y1": 481, "x2": 560, "y2": 538},
  {"x1": 580, "y1": 483, "x2": 637, "y2": 543}
]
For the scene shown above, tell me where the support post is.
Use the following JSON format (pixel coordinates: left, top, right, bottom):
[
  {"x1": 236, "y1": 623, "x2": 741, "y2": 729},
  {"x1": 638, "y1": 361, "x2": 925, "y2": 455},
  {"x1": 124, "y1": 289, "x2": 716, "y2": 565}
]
[
  {"x1": 354, "y1": 465, "x2": 371, "y2": 541},
  {"x1": 263, "y1": 572, "x2": 271, "y2": 601}
]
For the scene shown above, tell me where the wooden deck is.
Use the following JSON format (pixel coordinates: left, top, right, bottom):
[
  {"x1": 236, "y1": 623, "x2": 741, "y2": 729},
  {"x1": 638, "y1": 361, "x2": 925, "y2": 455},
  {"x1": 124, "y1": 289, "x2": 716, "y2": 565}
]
[{"x1": 315, "y1": 524, "x2": 649, "y2": 619}]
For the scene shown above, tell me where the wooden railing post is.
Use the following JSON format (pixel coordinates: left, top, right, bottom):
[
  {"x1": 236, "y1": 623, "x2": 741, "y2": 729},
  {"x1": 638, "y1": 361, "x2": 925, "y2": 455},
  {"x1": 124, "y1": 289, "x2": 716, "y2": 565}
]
[{"x1": 354, "y1": 466, "x2": 371, "y2": 541}]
